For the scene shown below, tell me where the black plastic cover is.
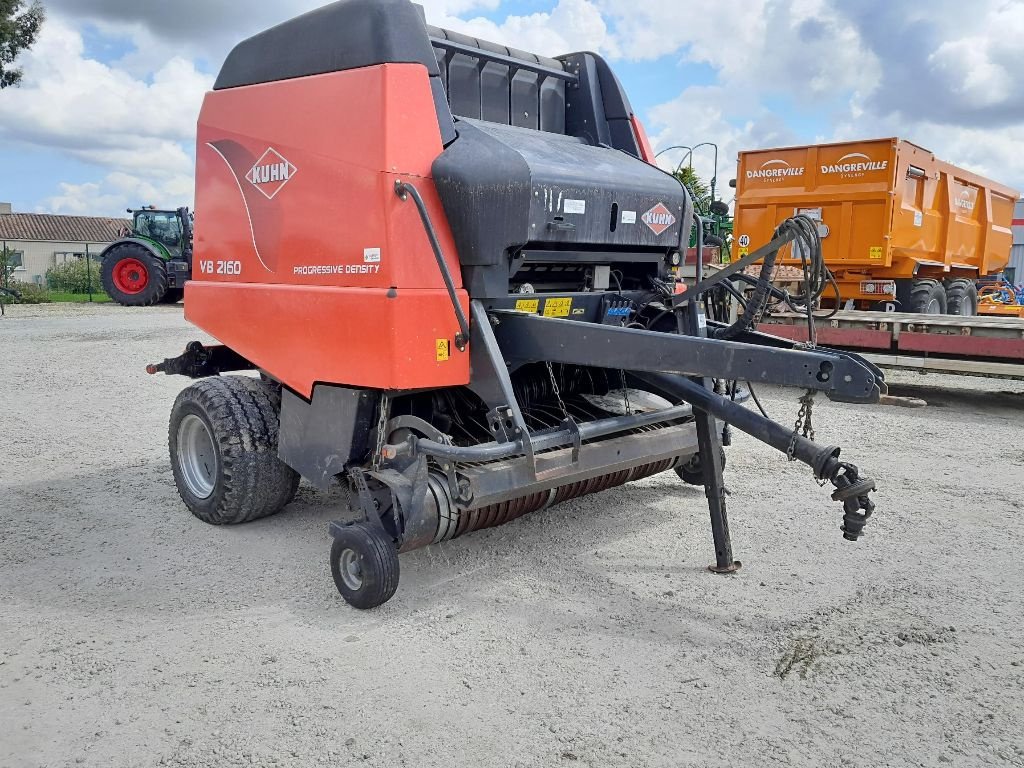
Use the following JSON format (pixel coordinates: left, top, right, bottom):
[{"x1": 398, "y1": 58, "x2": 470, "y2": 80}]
[
  {"x1": 432, "y1": 119, "x2": 691, "y2": 291},
  {"x1": 214, "y1": 0, "x2": 440, "y2": 90}
]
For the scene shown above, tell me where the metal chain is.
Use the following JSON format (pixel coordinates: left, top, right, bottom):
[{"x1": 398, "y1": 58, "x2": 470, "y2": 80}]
[
  {"x1": 786, "y1": 389, "x2": 816, "y2": 461},
  {"x1": 618, "y1": 369, "x2": 632, "y2": 415},
  {"x1": 371, "y1": 392, "x2": 390, "y2": 469},
  {"x1": 545, "y1": 362, "x2": 570, "y2": 420}
]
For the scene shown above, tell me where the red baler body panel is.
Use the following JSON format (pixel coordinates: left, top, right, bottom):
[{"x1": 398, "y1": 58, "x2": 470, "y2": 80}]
[{"x1": 188, "y1": 63, "x2": 469, "y2": 396}]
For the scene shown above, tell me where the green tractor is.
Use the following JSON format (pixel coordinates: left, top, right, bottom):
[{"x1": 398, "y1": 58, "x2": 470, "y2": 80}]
[{"x1": 100, "y1": 206, "x2": 193, "y2": 306}]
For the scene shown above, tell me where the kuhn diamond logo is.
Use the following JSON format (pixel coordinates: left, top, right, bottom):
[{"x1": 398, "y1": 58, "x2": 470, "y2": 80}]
[
  {"x1": 246, "y1": 148, "x2": 297, "y2": 199},
  {"x1": 642, "y1": 202, "x2": 676, "y2": 236}
]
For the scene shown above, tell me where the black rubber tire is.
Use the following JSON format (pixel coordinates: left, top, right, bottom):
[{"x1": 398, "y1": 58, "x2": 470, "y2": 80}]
[
  {"x1": 169, "y1": 375, "x2": 300, "y2": 525},
  {"x1": 907, "y1": 280, "x2": 947, "y2": 315},
  {"x1": 330, "y1": 523, "x2": 400, "y2": 609},
  {"x1": 100, "y1": 243, "x2": 168, "y2": 306},
  {"x1": 160, "y1": 288, "x2": 185, "y2": 304},
  {"x1": 675, "y1": 448, "x2": 727, "y2": 486},
  {"x1": 945, "y1": 279, "x2": 978, "y2": 316},
  {"x1": 704, "y1": 234, "x2": 725, "y2": 248}
]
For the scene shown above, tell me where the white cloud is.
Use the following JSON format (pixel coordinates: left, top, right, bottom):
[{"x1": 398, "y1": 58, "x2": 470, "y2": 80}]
[
  {"x1": 43, "y1": 170, "x2": 193, "y2": 215},
  {"x1": 451, "y1": 0, "x2": 611, "y2": 58},
  {"x1": 4, "y1": 0, "x2": 1024, "y2": 217},
  {"x1": 0, "y1": 16, "x2": 208, "y2": 215}
]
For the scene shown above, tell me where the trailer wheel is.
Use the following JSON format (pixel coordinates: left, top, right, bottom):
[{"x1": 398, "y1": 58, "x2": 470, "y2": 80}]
[
  {"x1": 907, "y1": 280, "x2": 946, "y2": 315},
  {"x1": 330, "y1": 523, "x2": 400, "y2": 609},
  {"x1": 945, "y1": 279, "x2": 978, "y2": 316},
  {"x1": 160, "y1": 288, "x2": 184, "y2": 304},
  {"x1": 100, "y1": 243, "x2": 168, "y2": 306},
  {"x1": 169, "y1": 376, "x2": 299, "y2": 525},
  {"x1": 675, "y1": 448, "x2": 727, "y2": 486}
]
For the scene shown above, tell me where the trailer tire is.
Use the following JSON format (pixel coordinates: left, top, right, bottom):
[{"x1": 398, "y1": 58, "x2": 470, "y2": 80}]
[
  {"x1": 907, "y1": 280, "x2": 946, "y2": 315},
  {"x1": 169, "y1": 375, "x2": 300, "y2": 525},
  {"x1": 160, "y1": 288, "x2": 184, "y2": 304},
  {"x1": 675, "y1": 448, "x2": 727, "y2": 486},
  {"x1": 945, "y1": 279, "x2": 978, "y2": 316},
  {"x1": 330, "y1": 523, "x2": 400, "y2": 609},
  {"x1": 100, "y1": 243, "x2": 168, "y2": 306}
]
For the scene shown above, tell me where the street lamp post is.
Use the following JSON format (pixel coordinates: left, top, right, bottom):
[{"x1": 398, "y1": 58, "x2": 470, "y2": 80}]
[{"x1": 654, "y1": 142, "x2": 720, "y2": 203}]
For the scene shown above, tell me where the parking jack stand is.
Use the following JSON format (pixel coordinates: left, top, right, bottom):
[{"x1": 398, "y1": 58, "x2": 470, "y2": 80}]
[
  {"x1": 696, "y1": 406, "x2": 740, "y2": 573},
  {"x1": 684, "y1": 297, "x2": 741, "y2": 574}
]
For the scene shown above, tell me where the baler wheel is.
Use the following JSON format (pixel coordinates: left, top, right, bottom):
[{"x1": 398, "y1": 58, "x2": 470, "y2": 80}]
[
  {"x1": 330, "y1": 523, "x2": 400, "y2": 609},
  {"x1": 169, "y1": 376, "x2": 299, "y2": 525},
  {"x1": 675, "y1": 448, "x2": 727, "y2": 486}
]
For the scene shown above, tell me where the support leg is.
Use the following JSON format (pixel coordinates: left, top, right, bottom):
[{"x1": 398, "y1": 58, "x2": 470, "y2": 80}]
[
  {"x1": 683, "y1": 298, "x2": 741, "y2": 574},
  {"x1": 694, "y1": 405, "x2": 740, "y2": 573}
]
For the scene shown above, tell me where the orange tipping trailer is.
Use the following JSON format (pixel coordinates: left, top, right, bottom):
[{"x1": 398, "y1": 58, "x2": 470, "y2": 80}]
[{"x1": 732, "y1": 138, "x2": 1020, "y2": 315}]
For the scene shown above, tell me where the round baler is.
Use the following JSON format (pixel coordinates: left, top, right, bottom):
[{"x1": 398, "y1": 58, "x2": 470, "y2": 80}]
[{"x1": 147, "y1": 0, "x2": 882, "y2": 609}]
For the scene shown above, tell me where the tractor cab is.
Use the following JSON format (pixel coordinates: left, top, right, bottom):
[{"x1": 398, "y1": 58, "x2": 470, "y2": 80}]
[{"x1": 131, "y1": 208, "x2": 189, "y2": 256}]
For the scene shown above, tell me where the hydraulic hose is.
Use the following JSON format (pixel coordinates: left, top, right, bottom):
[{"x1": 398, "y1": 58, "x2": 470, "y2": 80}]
[{"x1": 712, "y1": 215, "x2": 835, "y2": 340}]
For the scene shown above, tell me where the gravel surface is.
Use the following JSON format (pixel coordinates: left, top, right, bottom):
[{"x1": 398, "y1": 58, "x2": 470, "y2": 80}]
[{"x1": 2, "y1": 303, "x2": 1023, "y2": 768}]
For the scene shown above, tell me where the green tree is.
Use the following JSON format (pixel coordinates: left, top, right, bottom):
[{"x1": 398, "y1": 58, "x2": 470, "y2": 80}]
[
  {"x1": 673, "y1": 166, "x2": 710, "y2": 202},
  {"x1": 0, "y1": 246, "x2": 16, "y2": 288},
  {"x1": 0, "y1": 0, "x2": 45, "y2": 89}
]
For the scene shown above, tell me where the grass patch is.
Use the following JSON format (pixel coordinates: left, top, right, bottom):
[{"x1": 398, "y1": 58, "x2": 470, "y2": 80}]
[{"x1": 47, "y1": 291, "x2": 112, "y2": 303}]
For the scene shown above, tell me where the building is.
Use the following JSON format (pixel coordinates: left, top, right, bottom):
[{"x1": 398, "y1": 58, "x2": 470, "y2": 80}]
[
  {"x1": 0, "y1": 202, "x2": 130, "y2": 286},
  {"x1": 1011, "y1": 198, "x2": 1024, "y2": 285}
]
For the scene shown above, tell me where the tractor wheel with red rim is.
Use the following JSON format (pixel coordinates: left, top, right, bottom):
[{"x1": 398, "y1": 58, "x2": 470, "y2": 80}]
[{"x1": 100, "y1": 243, "x2": 168, "y2": 306}]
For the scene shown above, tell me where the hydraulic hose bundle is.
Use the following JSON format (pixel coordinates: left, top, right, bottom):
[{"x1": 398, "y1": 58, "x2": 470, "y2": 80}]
[{"x1": 711, "y1": 214, "x2": 839, "y2": 341}]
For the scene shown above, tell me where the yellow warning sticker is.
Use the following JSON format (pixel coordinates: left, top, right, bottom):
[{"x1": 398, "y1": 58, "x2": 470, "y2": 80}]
[
  {"x1": 543, "y1": 297, "x2": 573, "y2": 317},
  {"x1": 869, "y1": 246, "x2": 884, "y2": 260},
  {"x1": 738, "y1": 247, "x2": 749, "y2": 257},
  {"x1": 435, "y1": 338, "x2": 450, "y2": 361},
  {"x1": 515, "y1": 298, "x2": 540, "y2": 313}
]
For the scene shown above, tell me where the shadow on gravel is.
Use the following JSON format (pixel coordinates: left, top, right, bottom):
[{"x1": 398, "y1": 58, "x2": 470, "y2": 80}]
[
  {"x1": 885, "y1": 382, "x2": 1024, "y2": 415},
  {"x1": 1, "y1": 462, "x2": 716, "y2": 620}
]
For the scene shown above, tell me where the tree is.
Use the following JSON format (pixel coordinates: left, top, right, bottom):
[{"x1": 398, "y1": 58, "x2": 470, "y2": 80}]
[
  {"x1": 0, "y1": 0, "x2": 44, "y2": 89},
  {"x1": 673, "y1": 166, "x2": 713, "y2": 215}
]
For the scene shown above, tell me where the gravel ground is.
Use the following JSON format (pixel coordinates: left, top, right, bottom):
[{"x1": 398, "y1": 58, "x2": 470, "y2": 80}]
[{"x1": 2, "y1": 303, "x2": 1023, "y2": 768}]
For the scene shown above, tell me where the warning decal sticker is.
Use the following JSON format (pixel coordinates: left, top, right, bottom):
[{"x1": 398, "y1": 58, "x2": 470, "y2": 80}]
[{"x1": 543, "y1": 298, "x2": 572, "y2": 317}]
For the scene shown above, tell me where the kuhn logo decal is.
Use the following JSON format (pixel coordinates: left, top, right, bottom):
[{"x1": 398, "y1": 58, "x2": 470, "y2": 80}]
[
  {"x1": 245, "y1": 148, "x2": 297, "y2": 199},
  {"x1": 821, "y1": 152, "x2": 888, "y2": 176},
  {"x1": 747, "y1": 159, "x2": 805, "y2": 179},
  {"x1": 207, "y1": 139, "x2": 292, "y2": 273},
  {"x1": 642, "y1": 202, "x2": 676, "y2": 236}
]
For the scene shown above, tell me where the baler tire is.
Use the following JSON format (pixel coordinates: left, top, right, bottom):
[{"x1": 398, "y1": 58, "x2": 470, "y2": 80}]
[
  {"x1": 169, "y1": 375, "x2": 300, "y2": 525},
  {"x1": 100, "y1": 244, "x2": 168, "y2": 306},
  {"x1": 330, "y1": 523, "x2": 400, "y2": 609},
  {"x1": 675, "y1": 448, "x2": 727, "y2": 486},
  {"x1": 907, "y1": 280, "x2": 946, "y2": 315},
  {"x1": 945, "y1": 279, "x2": 978, "y2": 316}
]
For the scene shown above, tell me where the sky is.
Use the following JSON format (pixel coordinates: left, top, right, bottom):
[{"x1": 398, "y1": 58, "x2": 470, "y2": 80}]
[{"x1": 0, "y1": 0, "x2": 1022, "y2": 216}]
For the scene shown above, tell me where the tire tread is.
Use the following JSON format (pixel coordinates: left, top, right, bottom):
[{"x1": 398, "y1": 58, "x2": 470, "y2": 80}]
[
  {"x1": 100, "y1": 243, "x2": 169, "y2": 306},
  {"x1": 170, "y1": 376, "x2": 299, "y2": 525}
]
